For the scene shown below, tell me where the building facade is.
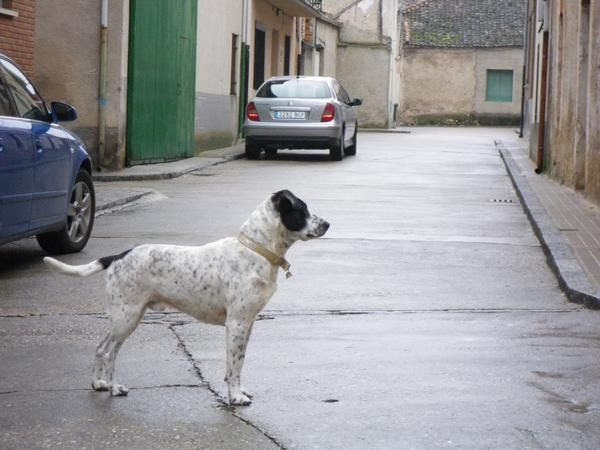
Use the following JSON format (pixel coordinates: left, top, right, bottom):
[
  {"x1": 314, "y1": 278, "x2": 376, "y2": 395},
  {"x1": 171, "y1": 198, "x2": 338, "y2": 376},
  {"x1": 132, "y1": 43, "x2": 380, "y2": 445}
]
[
  {"x1": 322, "y1": 0, "x2": 401, "y2": 128},
  {"x1": 29, "y1": 0, "x2": 324, "y2": 170},
  {"x1": 523, "y1": 0, "x2": 600, "y2": 204},
  {"x1": 399, "y1": 0, "x2": 526, "y2": 126}
]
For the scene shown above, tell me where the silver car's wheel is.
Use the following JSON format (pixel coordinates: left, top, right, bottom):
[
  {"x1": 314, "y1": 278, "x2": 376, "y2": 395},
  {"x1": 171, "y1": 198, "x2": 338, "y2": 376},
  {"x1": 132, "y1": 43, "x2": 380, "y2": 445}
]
[
  {"x1": 344, "y1": 125, "x2": 357, "y2": 156},
  {"x1": 37, "y1": 170, "x2": 95, "y2": 254},
  {"x1": 246, "y1": 143, "x2": 261, "y2": 160},
  {"x1": 329, "y1": 129, "x2": 344, "y2": 161}
]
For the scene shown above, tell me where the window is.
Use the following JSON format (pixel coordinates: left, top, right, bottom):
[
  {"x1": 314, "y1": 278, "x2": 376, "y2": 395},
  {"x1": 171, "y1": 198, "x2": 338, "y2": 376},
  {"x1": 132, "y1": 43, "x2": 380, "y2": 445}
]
[
  {"x1": 0, "y1": 0, "x2": 18, "y2": 17},
  {"x1": 0, "y1": 59, "x2": 48, "y2": 121},
  {"x1": 486, "y1": 69, "x2": 513, "y2": 102},
  {"x1": 230, "y1": 34, "x2": 238, "y2": 95},
  {"x1": 333, "y1": 81, "x2": 351, "y2": 104},
  {"x1": 255, "y1": 79, "x2": 331, "y2": 99},
  {"x1": 0, "y1": 74, "x2": 12, "y2": 115}
]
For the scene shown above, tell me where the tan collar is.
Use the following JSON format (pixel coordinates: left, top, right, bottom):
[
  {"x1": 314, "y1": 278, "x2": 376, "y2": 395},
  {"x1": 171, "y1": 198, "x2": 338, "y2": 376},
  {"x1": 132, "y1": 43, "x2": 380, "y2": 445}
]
[{"x1": 237, "y1": 233, "x2": 292, "y2": 279}]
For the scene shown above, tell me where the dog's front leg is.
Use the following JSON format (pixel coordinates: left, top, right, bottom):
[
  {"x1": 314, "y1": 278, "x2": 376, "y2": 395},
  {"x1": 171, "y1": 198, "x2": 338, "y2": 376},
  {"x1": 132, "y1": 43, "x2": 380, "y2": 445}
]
[{"x1": 225, "y1": 318, "x2": 254, "y2": 406}]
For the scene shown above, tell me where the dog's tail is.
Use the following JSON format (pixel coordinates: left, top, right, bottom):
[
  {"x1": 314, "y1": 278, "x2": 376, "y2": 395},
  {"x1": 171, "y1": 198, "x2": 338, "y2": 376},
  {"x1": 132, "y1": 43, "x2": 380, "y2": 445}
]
[{"x1": 43, "y1": 249, "x2": 132, "y2": 278}]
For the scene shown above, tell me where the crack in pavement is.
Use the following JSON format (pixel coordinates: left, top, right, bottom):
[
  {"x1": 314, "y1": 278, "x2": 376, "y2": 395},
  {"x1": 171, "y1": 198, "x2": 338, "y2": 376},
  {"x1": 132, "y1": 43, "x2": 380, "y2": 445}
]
[
  {"x1": 168, "y1": 324, "x2": 286, "y2": 450},
  {"x1": 0, "y1": 384, "x2": 204, "y2": 396},
  {"x1": 0, "y1": 307, "x2": 580, "y2": 321}
]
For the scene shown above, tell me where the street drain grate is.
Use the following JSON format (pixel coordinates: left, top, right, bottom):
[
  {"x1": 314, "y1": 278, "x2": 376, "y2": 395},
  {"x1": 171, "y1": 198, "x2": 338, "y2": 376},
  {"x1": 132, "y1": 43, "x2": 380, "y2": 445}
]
[{"x1": 489, "y1": 198, "x2": 515, "y2": 204}]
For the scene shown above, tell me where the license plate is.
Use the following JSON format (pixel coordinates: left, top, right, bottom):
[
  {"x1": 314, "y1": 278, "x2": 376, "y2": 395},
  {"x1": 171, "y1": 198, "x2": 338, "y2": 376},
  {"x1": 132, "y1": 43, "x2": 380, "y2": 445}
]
[{"x1": 274, "y1": 111, "x2": 306, "y2": 120}]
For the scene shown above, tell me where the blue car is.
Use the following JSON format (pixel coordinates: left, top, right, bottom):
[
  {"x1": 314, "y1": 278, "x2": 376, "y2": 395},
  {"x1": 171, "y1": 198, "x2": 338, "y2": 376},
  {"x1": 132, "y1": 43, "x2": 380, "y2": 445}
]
[{"x1": 0, "y1": 54, "x2": 95, "y2": 253}]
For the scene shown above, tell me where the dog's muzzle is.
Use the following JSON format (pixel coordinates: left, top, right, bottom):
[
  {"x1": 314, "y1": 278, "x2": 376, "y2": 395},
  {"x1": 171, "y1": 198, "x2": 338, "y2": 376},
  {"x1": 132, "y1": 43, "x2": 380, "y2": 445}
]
[{"x1": 307, "y1": 216, "x2": 330, "y2": 239}]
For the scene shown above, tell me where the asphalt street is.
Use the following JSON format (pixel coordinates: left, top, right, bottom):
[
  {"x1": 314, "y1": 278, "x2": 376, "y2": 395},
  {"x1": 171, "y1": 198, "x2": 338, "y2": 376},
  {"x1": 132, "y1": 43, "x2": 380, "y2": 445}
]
[{"x1": 1, "y1": 128, "x2": 600, "y2": 449}]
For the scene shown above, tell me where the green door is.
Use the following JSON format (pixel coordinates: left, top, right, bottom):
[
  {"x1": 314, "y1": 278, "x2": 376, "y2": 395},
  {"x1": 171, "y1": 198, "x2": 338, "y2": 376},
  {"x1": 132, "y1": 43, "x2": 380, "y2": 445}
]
[{"x1": 127, "y1": 0, "x2": 197, "y2": 165}]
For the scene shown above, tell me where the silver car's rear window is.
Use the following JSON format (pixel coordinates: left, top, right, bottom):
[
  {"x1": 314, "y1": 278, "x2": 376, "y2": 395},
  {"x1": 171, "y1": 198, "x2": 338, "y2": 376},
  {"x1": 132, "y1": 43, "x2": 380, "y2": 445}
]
[{"x1": 256, "y1": 79, "x2": 331, "y2": 99}]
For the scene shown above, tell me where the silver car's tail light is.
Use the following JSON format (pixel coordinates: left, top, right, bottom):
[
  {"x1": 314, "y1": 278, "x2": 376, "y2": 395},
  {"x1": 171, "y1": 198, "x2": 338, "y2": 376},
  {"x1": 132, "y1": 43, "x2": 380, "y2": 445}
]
[
  {"x1": 247, "y1": 102, "x2": 260, "y2": 121},
  {"x1": 321, "y1": 103, "x2": 335, "y2": 122}
]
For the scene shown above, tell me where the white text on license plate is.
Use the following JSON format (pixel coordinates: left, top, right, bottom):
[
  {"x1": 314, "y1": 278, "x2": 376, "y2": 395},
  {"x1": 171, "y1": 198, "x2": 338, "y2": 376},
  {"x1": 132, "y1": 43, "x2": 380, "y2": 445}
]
[{"x1": 274, "y1": 111, "x2": 306, "y2": 120}]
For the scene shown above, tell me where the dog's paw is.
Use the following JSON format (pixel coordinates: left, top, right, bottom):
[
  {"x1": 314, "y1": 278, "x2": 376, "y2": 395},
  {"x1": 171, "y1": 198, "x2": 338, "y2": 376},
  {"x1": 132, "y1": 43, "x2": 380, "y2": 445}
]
[
  {"x1": 92, "y1": 380, "x2": 109, "y2": 391},
  {"x1": 110, "y1": 384, "x2": 129, "y2": 397},
  {"x1": 229, "y1": 393, "x2": 252, "y2": 406},
  {"x1": 241, "y1": 388, "x2": 254, "y2": 399}
]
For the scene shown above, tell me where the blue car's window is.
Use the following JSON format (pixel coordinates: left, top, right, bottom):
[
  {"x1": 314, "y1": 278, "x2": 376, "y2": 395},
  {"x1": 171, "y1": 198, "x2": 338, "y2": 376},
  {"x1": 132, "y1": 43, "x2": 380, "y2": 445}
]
[
  {"x1": 0, "y1": 59, "x2": 47, "y2": 121},
  {"x1": 257, "y1": 79, "x2": 331, "y2": 99},
  {"x1": 0, "y1": 74, "x2": 11, "y2": 115}
]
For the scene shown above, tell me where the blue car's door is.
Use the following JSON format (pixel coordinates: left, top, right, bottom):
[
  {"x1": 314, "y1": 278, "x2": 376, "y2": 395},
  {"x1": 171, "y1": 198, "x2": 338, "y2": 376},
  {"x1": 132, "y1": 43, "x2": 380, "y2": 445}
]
[
  {"x1": 0, "y1": 57, "x2": 71, "y2": 231},
  {"x1": 30, "y1": 123, "x2": 73, "y2": 229},
  {"x1": 0, "y1": 117, "x2": 35, "y2": 240},
  {"x1": 0, "y1": 65, "x2": 36, "y2": 240}
]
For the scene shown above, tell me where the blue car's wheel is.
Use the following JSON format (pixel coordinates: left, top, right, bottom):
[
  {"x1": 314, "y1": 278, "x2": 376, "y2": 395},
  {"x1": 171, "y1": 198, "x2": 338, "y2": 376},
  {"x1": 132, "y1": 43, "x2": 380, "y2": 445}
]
[{"x1": 36, "y1": 169, "x2": 95, "y2": 254}]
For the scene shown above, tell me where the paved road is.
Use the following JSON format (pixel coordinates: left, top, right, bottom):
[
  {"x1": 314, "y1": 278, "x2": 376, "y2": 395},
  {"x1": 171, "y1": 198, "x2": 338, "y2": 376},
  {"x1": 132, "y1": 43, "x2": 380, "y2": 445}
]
[{"x1": 1, "y1": 129, "x2": 599, "y2": 449}]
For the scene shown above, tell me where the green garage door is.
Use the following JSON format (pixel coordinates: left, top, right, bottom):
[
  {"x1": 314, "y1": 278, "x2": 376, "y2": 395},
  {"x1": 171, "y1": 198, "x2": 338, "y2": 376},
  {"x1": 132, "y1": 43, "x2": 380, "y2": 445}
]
[{"x1": 127, "y1": 0, "x2": 197, "y2": 165}]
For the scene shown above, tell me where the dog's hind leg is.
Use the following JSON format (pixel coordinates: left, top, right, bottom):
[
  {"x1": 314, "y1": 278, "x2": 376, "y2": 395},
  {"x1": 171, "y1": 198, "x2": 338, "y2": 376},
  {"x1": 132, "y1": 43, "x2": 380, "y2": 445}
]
[
  {"x1": 91, "y1": 332, "x2": 112, "y2": 391},
  {"x1": 224, "y1": 318, "x2": 255, "y2": 406},
  {"x1": 98, "y1": 302, "x2": 146, "y2": 396}
]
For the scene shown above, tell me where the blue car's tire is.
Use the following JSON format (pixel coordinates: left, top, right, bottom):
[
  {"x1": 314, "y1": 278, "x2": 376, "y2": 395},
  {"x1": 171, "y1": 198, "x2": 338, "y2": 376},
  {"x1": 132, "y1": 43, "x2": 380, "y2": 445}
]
[{"x1": 37, "y1": 169, "x2": 95, "y2": 254}]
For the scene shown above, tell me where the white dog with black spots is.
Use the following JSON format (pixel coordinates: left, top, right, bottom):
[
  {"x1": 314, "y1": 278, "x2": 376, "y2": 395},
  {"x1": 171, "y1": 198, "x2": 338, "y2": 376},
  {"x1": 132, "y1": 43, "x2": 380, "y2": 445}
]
[{"x1": 44, "y1": 190, "x2": 329, "y2": 406}]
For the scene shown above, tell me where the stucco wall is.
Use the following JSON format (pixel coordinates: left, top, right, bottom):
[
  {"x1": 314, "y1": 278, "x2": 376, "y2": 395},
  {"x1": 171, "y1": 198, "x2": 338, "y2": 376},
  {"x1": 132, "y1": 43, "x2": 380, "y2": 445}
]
[
  {"x1": 400, "y1": 47, "x2": 522, "y2": 124},
  {"x1": 524, "y1": 1, "x2": 600, "y2": 205},
  {"x1": 587, "y1": 2, "x2": 600, "y2": 202},
  {"x1": 34, "y1": 0, "x2": 129, "y2": 168},
  {"x1": 337, "y1": 44, "x2": 389, "y2": 127},
  {"x1": 317, "y1": 19, "x2": 339, "y2": 77},
  {"x1": 248, "y1": 0, "x2": 297, "y2": 96},
  {"x1": 474, "y1": 48, "x2": 523, "y2": 117},
  {"x1": 546, "y1": 0, "x2": 579, "y2": 187},
  {"x1": 195, "y1": 0, "x2": 243, "y2": 151},
  {"x1": 400, "y1": 48, "x2": 475, "y2": 122},
  {"x1": 335, "y1": 0, "x2": 380, "y2": 43},
  {"x1": 323, "y1": 0, "x2": 399, "y2": 128}
]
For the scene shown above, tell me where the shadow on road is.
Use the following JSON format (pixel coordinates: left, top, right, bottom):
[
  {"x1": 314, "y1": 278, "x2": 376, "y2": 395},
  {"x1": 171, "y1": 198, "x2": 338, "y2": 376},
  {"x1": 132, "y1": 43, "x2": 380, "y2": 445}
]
[
  {"x1": 0, "y1": 240, "x2": 46, "y2": 274},
  {"x1": 261, "y1": 150, "x2": 338, "y2": 162}
]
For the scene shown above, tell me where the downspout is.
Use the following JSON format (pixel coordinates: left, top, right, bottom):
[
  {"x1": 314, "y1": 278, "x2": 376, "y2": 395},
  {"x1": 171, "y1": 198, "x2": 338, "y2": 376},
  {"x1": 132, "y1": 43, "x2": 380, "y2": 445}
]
[
  {"x1": 239, "y1": 0, "x2": 250, "y2": 138},
  {"x1": 535, "y1": 30, "x2": 549, "y2": 174},
  {"x1": 519, "y1": 1, "x2": 530, "y2": 138},
  {"x1": 98, "y1": 0, "x2": 109, "y2": 168}
]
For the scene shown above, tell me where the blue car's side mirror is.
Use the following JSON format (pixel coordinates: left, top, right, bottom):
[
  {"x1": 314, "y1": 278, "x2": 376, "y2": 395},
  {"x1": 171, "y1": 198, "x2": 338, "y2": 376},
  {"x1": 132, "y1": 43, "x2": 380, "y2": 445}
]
[{"x1": 51, "y1": 101, "x2": 78, "y2": 122}]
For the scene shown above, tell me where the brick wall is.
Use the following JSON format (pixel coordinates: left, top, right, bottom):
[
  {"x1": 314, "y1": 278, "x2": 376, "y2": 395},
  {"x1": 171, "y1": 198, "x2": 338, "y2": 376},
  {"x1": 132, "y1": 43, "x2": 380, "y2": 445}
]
[{"x1": 0, "y1": 0, "x2": 35, "y2": 74}]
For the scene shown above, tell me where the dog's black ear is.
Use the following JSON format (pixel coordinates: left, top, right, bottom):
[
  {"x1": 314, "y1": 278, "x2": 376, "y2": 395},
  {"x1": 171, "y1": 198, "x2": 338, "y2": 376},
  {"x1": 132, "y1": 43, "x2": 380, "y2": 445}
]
[
  {"x1": 272, "y1": 190, "x2": 297, "y2": 213},
  {"x1": 271, "y1": 190, "x2": 309, "y2": 231}
]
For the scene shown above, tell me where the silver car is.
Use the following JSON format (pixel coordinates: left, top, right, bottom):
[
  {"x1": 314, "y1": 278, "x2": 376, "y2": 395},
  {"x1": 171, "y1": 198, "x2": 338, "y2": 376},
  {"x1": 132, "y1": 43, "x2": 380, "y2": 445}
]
[{"x1": 243, "y1": 76, "x2": 362, "y2": 161}]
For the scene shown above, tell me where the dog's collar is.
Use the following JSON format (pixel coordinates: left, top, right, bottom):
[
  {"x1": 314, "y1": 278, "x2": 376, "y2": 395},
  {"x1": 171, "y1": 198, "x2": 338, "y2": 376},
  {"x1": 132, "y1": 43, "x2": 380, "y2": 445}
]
[{"x1": 237, "y1": 233, "x2": 292, "y2": 279}]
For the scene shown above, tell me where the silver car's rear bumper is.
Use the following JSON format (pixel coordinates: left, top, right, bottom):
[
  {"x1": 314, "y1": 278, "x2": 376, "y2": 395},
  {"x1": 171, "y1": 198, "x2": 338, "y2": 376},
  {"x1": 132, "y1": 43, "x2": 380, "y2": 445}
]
[{"x1": 244, "y1": 121, "x2": 341, "y2": 149}]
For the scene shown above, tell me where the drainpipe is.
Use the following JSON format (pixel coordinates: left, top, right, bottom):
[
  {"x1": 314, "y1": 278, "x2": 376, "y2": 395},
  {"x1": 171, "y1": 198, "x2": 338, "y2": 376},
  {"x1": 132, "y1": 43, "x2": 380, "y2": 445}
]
[
  {"x1": 535, "y1": 30, "x2": 549, "y2": 174},
  {"x1": 98, "y1": 0, "x2": 109, "y2": 168},
  {"x1": 519, "y1": 2, "x2": 530, "y2": 138}
]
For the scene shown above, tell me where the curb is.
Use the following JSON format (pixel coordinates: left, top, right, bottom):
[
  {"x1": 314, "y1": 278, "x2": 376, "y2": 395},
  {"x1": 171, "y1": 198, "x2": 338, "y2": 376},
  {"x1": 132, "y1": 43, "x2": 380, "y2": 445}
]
[
  {"x1": 359, "y1": 128, "x2": 412, "y2": 134},
  {"x1": 96, "y1": 191, "x2": 155, "y2": 213},
  {"x1": 93, "y1": 151, "x2": 246, "y2": 182},
  {"x1": 497, "y1": 140, "x2": 600, "y2": 310}
]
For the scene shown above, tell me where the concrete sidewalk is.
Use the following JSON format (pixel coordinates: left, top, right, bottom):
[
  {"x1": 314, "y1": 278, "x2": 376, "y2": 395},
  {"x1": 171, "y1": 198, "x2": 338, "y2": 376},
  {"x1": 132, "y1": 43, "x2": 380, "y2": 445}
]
[
  {"x1": 498, "y1": 139, "x2": 600, "y2": 309},
  {"x1": 93, "y1": 143, "x2": 245, "y2": 211}
]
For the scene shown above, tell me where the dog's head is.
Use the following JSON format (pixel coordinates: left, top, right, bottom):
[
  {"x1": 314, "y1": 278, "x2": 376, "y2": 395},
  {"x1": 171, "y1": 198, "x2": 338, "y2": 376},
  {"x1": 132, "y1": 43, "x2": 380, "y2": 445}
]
[{"x1": 271, "y1": 190, "x2": 329, "y2": 241}]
